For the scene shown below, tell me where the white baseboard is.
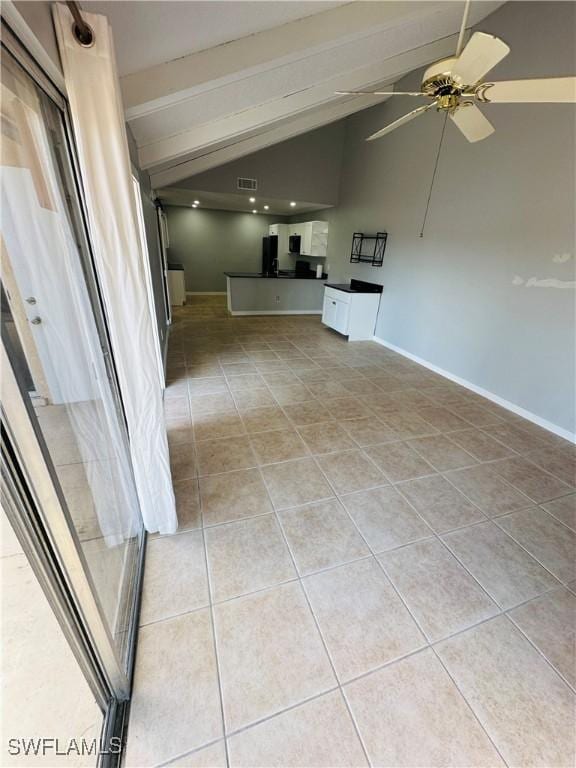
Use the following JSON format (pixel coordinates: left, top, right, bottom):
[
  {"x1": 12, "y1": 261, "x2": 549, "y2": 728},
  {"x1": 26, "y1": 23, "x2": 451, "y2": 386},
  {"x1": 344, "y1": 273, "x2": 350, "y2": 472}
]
[
  {"x1": 186, "y1": 291, "x2": 226, "y2": 296},
  {"x1": 372, "y1": 336, "x2": 575, "y2": 444},
  {"x1": 230, "y1": 310, "x2": 323, "y2": 316}
]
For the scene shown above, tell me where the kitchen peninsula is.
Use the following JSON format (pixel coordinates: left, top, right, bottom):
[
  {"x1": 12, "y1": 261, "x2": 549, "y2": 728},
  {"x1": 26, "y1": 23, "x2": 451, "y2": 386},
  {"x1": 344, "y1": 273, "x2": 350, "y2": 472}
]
[{"x1": 225, "y1": 271, "x2": 327, "y2": 316}]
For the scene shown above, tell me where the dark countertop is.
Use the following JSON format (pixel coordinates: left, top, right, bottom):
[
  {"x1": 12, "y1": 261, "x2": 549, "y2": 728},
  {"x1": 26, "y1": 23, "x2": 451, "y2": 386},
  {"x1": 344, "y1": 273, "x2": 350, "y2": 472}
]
[
  {"x1": 324, "y1": 283, "x2": 357, "y2": 293},
  {"x1": 225, "y1": 271, "x2": 328, "y2": 280},
  {"x1": 325, "y1": 279, "x2": 383, "y2": 294}
]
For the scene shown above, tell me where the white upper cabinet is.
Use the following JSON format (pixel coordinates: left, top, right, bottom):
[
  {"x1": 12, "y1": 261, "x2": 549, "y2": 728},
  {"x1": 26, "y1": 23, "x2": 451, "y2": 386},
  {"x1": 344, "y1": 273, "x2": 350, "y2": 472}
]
[
  {"x1": 273, "y1": 221, "x2": 329, "y2": 257},
  {"x1": 293, "y1": 220, "x2": 328, "y2": 257}
]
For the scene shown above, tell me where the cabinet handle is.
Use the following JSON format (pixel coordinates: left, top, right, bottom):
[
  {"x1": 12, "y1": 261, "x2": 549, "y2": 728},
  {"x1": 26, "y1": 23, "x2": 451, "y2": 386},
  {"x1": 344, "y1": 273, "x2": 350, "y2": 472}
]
[{"x1": 332, "y1": 301, "x2": 336, "y2": 305}]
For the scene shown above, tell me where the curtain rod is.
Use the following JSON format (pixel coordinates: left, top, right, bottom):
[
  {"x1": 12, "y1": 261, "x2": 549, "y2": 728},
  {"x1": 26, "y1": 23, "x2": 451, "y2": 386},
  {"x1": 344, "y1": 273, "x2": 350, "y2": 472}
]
[{"x1": 65, "y1": 1, "x2": 94, "y2": 46}]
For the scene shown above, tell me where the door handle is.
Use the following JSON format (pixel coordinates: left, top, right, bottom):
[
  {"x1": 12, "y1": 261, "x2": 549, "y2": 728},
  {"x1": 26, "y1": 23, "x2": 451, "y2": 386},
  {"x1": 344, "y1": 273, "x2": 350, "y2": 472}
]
[
  {"x1": 30, "y1": 316, "x2": 42, "y2": 325},
  {"x1": 26, "y1": 296, "x2": 37, "y2": 305}
]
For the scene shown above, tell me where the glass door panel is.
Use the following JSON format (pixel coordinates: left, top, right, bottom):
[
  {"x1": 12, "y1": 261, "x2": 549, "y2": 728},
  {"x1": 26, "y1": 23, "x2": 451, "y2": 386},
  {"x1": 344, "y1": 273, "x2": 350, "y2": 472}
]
[{"x1": 1, "y1": 46, "x2": 143, "y2": 674}]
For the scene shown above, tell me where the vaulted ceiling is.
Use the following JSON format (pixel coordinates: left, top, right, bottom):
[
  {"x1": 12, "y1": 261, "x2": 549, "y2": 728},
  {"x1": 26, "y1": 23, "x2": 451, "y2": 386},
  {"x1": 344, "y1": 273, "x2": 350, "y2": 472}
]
[{"x1": 85, "y1": 0, "x2": 503, "y2": 188}]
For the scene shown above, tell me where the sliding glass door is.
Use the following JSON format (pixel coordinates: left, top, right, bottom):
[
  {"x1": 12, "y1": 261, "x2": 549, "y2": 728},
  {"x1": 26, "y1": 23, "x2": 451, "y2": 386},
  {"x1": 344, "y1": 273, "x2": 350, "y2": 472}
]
[{"x1": 1, "y1": 25, "x2": 144, "y2": 725}]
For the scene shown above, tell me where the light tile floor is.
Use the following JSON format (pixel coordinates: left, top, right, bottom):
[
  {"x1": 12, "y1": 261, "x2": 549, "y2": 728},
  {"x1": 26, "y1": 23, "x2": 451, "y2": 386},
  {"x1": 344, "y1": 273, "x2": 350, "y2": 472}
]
[{"x1": 126, "y1": 297, "x2": 576, "y2": 767}]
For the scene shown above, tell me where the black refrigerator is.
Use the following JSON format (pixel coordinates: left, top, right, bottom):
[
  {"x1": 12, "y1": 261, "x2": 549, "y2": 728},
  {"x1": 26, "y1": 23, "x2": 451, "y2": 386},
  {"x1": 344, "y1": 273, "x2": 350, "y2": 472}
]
[{"x1": 262, "y1": 235, "x2": 278, "y2": 275}]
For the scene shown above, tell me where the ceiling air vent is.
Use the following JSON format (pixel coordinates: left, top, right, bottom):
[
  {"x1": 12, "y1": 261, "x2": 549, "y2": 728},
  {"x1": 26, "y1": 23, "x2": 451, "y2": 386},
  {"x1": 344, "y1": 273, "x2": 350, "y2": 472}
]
[{"x1": 237, "y1": 177, "x2": 258, "y2": 192}]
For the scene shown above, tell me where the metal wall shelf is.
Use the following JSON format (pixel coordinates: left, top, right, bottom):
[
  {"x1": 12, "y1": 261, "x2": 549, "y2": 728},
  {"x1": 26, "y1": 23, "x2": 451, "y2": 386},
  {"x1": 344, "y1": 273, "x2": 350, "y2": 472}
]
[{"x1": 350, "y1": 232, "x2": 388, "y2": 267}]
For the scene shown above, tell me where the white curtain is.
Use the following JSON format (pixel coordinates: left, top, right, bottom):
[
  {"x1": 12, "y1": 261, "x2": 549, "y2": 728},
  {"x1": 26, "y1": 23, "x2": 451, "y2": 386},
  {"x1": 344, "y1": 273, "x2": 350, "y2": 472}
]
[
  {"x1": 1, "y1": 56, "x2": 140, "y2": 547},
  {"x1": 53, "y1": 5, "x2": 177, "y2": 535}
]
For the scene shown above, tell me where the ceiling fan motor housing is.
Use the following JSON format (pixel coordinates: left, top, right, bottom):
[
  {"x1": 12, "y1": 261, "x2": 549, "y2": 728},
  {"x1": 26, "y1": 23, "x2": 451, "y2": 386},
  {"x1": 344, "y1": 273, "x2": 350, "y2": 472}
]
[
  {"x1": 421, "y1": 57, "x2": 468, "y2": 110},
  {"x1": 422, "y1": 57, "x2": 465, "y2": 89}
]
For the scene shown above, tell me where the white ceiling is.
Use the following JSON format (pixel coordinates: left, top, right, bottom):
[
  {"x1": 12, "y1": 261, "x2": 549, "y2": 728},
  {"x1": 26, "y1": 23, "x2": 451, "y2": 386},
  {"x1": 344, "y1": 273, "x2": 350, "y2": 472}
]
[
  {"x1": 158, "y1": 187, "x2": 331, "y2": 216},
  {"x1": 83, "y1": 1, "x2": 503, "y2": 188},
  {"x1": 83, "y1": 1, "x2": 347, "y2": 76}
]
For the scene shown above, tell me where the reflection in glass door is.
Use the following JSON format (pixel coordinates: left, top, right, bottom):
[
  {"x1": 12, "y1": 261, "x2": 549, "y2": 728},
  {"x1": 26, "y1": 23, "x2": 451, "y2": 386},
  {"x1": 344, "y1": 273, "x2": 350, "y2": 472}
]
[{"x1": 1, "y1": 38, "x2": 144, "y2": 686}]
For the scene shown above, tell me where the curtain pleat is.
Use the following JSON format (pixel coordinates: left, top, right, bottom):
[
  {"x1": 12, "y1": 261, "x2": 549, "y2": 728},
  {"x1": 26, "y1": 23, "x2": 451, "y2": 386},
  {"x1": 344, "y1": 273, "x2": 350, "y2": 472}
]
[{"x1": 53, "y1": 5, "x2": 177, "y2": 535}]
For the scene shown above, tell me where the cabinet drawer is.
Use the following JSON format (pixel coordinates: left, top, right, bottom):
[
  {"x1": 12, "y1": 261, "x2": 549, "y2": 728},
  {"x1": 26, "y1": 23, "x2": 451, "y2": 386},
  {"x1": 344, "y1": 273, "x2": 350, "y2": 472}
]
[{"x1": 324, "y1": 286, "x2": 351, "y2": 304}]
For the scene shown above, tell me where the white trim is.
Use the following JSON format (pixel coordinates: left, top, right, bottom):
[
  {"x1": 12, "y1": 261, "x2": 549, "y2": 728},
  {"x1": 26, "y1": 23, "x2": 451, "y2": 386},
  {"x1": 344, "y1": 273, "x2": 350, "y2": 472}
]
[
  {"x1": 372, "y1": 336, "x2": 576, "y2": 444},
  {"x1": 1, "y1": 1, "x2": 66, "y2": 94},
  {"x1": 186, "y1": 291, "x2": 226, "y2": 296},
  {"x1": 230, "y1": 310, "x2": 323, "y2": 316}
]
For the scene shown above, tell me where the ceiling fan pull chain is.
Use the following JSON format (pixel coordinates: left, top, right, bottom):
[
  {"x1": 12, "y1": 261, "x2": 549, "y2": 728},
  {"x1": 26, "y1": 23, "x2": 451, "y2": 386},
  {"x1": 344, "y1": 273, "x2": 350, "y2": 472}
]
[{"x1": 420, "y1": 112, "x2": 449, "y2": 238}]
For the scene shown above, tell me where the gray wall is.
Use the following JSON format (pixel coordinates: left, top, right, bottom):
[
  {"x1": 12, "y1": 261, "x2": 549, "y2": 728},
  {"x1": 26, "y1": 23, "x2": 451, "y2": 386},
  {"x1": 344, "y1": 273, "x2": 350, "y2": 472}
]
[
  {"x1": 174, "y1": 122, "x2": 346, "y2": 206},
  {"x1": 321, "y1": 1, "x2": 576, "y2": 435},
  {"x1": 164, "y1": 207, "x2": 288, "y2": 292},
  {"x1": 228, "y1": 277, "x2": 325, "y2": 313}
]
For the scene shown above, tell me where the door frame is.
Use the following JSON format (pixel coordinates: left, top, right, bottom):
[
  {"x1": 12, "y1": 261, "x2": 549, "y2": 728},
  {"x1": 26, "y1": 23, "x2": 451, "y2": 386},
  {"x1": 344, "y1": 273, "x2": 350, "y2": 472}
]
[
  {"x1": 131, "y1": 169, "x2": 165, "y2": 388},
  {"x1": 157, "y1": 205, "x2": 173, "y2": 325}
]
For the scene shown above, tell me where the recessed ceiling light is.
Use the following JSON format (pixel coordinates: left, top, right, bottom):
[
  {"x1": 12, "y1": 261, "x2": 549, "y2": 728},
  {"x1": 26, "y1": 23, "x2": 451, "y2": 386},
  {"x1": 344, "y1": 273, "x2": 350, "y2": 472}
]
[
  {"x1": 249, "y1": 197, "x2": 256, "y2": 203},
  {"x1": 193, "y1": 200, "x2": 200, "y2": 205},
  {"x1": 252, "y1": 209, "x2": 257, "y2": 214},
  {"x1": 290, "y1": 201, "x2": 296, "y2": 207},
  {"x1": 264, "y1": 204, "x2": 269, "y2": 210}
]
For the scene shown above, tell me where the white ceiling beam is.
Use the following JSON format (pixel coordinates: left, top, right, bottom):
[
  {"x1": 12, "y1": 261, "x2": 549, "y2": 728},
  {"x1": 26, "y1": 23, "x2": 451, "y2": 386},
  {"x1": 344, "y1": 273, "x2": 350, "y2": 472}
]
[
  {"x1": 140, "y1": 32, "x2": 460, "y2": 173},
  {"x1": 127, "y1": 8, "x2": 475, "y2": 146},
  {"x1": 149, "y1": 94, "x2": 387, "y2": 188},
  {"x1": 121, "y1": 1, "x2": 437, "y2": 116}
]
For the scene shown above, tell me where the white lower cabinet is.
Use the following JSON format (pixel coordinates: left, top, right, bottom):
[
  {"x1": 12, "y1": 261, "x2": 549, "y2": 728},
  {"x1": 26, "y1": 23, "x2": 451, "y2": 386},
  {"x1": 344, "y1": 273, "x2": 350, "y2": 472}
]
[
  {"x1": 322, "y1": 294, "x2": 349, "y2": 335},
  {"x1": 322, "y1": 286, "x2": 381, "y2": 341}
]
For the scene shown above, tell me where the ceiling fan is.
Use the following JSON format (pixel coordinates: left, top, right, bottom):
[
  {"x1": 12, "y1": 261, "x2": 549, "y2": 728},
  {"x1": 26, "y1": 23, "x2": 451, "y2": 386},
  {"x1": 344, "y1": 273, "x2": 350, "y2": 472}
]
[{"x1": 335, "y1": 0, "x2": 576, "y2": 143}]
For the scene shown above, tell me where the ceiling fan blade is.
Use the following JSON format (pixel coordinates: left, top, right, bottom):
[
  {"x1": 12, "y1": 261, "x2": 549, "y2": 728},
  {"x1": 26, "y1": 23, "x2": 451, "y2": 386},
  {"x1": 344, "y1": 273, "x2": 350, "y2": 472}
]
[
  {"x1": 366, "y1": 104, "x2": 434, "y2": 141},
  {"x1": 476, "y1": 77, "x2": 576, "y2": 103},
  {"x1": 452, "y1": 31, "x2": 510, "y2": 86},
  {"x1": 335, "y1": 90, "x2": 426, "y2": 96},
  {"x1": 450, "y1": 104, "x2": 495, "y2": 142}
]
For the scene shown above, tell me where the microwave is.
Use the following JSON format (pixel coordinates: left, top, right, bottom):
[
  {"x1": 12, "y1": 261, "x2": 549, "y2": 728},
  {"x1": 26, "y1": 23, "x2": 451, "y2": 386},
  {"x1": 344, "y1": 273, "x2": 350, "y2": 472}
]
[{"x1": 288, "y1": 234, "x2": 301, "y2": 254}]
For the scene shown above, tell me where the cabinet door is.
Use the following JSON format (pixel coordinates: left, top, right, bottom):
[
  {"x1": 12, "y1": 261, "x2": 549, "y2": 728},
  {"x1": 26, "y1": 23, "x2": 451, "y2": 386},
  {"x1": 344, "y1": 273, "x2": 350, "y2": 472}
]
[
  {"x1": 310, "y1": 232, "x2": 328, "y2": 257},
  {"x1": 322, "y1": 296, "x2": 349, "y2": 334},
  {"x1": 322, "y1": 295, "x2": 338, "y2": 329},
  {"x1": 333, "y1": 299, "x2": 350, "y2": 334},
  {"x1": 299, "y1": 223, "x2": 312, "y2": 255}
]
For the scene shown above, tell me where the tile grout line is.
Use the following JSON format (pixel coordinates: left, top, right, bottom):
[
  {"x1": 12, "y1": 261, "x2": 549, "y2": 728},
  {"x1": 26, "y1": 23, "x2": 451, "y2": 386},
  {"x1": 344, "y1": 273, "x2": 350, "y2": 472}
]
[
  {"x1": 430, "y1": 642, "x2": 511, "y2": 767},
  {"x1": 197, "y1": 472, "x2": 231, "y2": 768},
  {"x1": 490, "y1": 512, "x2": 574, "y2": 586},
  {"x1": 155, "y1": 736, "x2": 224, "y2": 768},
  {"x1": 505, "y1": 609, "x2": 576, "y2": 695},
  {"x1": 363, "y1": 535, "x2": 511, "y2": 767},
  {"x1": 348, "y1": 495, "x2": 511, "y2": 765},
  {"x1": 256, "y1": 457, "x2": 374, "y2": 767},
  {"x1": 304, "y1": 461, "x2": 558, "y2": 767}
]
